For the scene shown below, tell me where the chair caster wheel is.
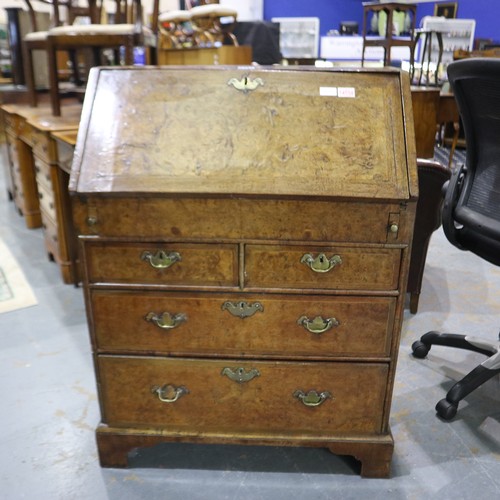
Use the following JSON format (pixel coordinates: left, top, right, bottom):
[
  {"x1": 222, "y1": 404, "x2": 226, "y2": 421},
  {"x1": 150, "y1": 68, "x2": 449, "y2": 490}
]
[
  {"x1": 411, "y1": 340, "x2": 430, "y2": 358},
  {"x1": 436, "y1": 398, "x2": 457, "y2": 420}
]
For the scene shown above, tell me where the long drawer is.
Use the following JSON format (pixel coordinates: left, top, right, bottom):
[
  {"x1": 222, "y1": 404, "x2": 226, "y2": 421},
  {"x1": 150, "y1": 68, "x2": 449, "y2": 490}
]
[
  {"x1": 98, "y1": 356, "x2": 389, "y2": 435},
  {"x1": 84, "y1": 241, "x2": 239, "y2": 286},
  {"x1": 91, "y1": 290, "x2": 395, "y2": 358}
]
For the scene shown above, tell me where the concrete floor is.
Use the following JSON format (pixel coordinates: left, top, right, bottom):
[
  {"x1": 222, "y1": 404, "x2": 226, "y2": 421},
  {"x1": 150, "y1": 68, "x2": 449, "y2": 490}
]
[{"x1": 1, "y1": 165, "x2": 500, "y2": 499}]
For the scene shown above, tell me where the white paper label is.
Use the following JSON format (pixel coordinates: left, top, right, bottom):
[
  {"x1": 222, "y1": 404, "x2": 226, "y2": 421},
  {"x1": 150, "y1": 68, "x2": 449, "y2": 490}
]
[
  {"x1": 319, "y1": 86, "x2": 356, "y2": 98},
  {"x1": 338, "y1": 87, "x2": 356, "y2": 98},
  {"x1": 319, "y1": 87, "x2": 338, "y2": 97}
]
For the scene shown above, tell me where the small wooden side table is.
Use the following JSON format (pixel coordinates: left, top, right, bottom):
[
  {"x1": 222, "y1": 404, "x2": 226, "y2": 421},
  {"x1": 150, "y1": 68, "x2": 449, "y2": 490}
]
[{"x1": 361, "y1": 2, "x2": 417, "y2": 67}]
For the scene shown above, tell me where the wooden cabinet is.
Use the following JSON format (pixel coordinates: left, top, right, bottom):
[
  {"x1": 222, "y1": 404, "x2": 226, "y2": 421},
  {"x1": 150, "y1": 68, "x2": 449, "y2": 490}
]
[
  {"x1": 0, "y1": 103, "x2": 81, "y2": 278},
  {"x1": 1, "y1": 104, "x2": 42, "y2": 228},
  {"x1": 70, "y1": 66, "x2": 417, "y2": 478},
  {"x1": 27, "y1": 109, "x2": 81, "y2": 283}
]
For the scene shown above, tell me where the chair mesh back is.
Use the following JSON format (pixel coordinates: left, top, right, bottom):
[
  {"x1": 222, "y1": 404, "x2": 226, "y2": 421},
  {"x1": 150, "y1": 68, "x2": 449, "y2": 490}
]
[{"x1": 461, "y1": 77, "x2": 500, "y2": 223}]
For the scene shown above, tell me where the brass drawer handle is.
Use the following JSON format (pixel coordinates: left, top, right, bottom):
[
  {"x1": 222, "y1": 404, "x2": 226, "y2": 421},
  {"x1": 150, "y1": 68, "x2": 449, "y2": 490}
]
[
  {"x1": 221, "y1": 367, "x2": 260, "y2": 383},
  {"x1": 297, "y1": 315, "x2": 340, "y2": 335},
  {"x1": 293, "y1": 390, "x2": 332, "y2": 407},
  {"x1": 221, "y1": 301, "x2": 264, "y2": 318},
  {"x1": 145, "y1": 311, "x2": 187, "y2": 330},
  {"x1": 141, "y1": 250, "x2": 181, "y2": 269},
  {"x1": 227, "y1": 76, "x2": 264, "y2": 93},
  {"x1": 151, "y1": 384, "x2": 189, "y2": 403},
  {"x1": 300, "y1": 253, "x2": 342, "y2": 273}
]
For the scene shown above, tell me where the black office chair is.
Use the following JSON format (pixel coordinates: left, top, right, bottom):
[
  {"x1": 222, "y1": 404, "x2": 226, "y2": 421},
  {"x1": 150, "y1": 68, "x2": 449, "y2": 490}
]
[{"x1": 411, "y1": 58, "x2": 500, "y2": 420}]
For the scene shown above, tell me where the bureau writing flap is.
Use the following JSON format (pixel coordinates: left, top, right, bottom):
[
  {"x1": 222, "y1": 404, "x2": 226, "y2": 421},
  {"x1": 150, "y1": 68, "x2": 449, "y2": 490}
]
[{"x1": 70, "y1": 66, "x2": 416, "y2": 200}]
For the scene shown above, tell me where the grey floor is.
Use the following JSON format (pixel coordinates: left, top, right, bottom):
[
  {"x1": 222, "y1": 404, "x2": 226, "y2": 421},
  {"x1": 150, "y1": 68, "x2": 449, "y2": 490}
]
[{"x1": 1, "y1": 162, "x2": 499, "y2": 500}]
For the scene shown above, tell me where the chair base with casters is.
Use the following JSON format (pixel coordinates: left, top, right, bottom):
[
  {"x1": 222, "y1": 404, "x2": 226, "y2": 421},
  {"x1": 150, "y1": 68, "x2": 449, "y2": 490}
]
[
  {"x1": 412, "y1": 331, "x2": 500, "y2": 420},
  {"x1": 411, "y1": 58, "x2": 500, "y2": 420}
]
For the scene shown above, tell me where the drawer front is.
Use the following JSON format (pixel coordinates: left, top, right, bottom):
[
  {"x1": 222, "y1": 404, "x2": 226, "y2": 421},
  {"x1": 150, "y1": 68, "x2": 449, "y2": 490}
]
[
  {"x1": 31, "y1": 129, "x2": 56, "y2": 163},
  {"x1": 6, "y1": 135, "x2": 17, "y2": 165},
  {"x1": 85, "y1": 241, "x2": 239, "y2": 286},
  {"x1": 19, "y1": 120, "x2": 33, "y2": 145},
  {"x1": 98, "y1": 356, "x2": 389, "y2": 435},
  {"x1": 245, "y1": 245, "x2": 401, "y2": 291},
  {"x1": 91, "y1": 290, "x2": 395, "y2": 357},
  {"x1": 41, "y1": 212, "x2": 59, "y2": 258},
  {"x1": 37, "y1": 182, "x2": 57, "y2": 221},
  {"x1": 4, "y1": 113, "x2": 22, "y2": 135},
  {"x1": 34, "y1": 157, "x2": 52, "y2": 191},
  {"x1": 73, "y1": 197, "x2": 406, "y2": 245}
]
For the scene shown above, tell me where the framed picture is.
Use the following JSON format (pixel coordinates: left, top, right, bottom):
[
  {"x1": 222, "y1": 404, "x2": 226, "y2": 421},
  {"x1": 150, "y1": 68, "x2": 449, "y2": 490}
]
[{"x1": 434, "y1": 2, "x2": 458, "y2": 19}]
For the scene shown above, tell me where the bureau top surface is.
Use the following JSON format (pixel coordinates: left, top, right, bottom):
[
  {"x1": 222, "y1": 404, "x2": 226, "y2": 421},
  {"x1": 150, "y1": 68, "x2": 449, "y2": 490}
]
[{"x1": 70, "y1": 66, "x2": 416, "y2": 200}]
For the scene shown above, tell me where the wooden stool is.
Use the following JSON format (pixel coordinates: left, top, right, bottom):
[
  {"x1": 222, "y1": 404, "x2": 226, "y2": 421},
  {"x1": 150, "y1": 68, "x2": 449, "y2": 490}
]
[{"x1": 411, "y1": 30, "x2": 444, "y2": 86}]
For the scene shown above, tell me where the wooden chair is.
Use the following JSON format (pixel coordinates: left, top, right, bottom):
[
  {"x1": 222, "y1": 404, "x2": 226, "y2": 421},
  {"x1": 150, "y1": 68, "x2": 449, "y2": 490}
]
[
  {"x1": 22, "y1": 0, "x2": 83, "y2": 108},
  {"x1": 407, "y1": 158, "x2": 451, "y2": 313},
  {"x1": 45, "y1": 0, "x2": 159, "y2": 116}
]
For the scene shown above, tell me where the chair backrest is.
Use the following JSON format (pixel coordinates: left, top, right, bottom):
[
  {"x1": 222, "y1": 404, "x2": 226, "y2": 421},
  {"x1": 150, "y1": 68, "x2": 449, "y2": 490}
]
[
  {"x1": 24, "y1": 0, "x2": 64, "y2": 30},
  {"x1": 443, "y1": 58, "x2": 500, "y2": 266},
  {"x1": 23, "y1": 0, "x2": 104, "y2": 30}
]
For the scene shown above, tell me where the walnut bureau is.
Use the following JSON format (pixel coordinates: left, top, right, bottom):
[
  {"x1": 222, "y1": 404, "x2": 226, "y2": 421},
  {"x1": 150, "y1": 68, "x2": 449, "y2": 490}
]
[{"x1": 70, "y1": 66, "x2": 417, "y2": 478}]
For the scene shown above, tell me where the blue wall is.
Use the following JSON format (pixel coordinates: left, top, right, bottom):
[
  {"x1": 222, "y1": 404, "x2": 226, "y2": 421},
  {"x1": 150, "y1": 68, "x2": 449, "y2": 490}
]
[{"x1": 263, "y1": 1, "x2": 500, "y2": 41}]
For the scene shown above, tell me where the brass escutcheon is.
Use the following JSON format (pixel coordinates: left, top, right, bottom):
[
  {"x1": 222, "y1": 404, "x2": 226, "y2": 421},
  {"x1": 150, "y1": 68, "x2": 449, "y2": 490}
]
[
  {"x1": 221, "y1": 301, "x2": 264, "y2": 318},
  {"x1": 221, "y1": 367, "x2": 260, "y2": 383},
  {"x1": 227, "y1": 76, "x2": 264, "y2": 93},
  {"x1": 297, "y1": 315, "x2": 340, "y2": 334},
  {"x1": 293, "y1": 389, "x2": 332, "y2": 407},
  {"x1": 151, "y1": 384, "x2": 189, "y2": 403},
  {"x1": 141, "y1": 250, "x2": 181, "y2": 269},
  {"x1": 300, "y1": 253, "x2": 342, "y2": 273},
  {"x1": 145, "y1": 311, "x2": 187, "y2": 330}
]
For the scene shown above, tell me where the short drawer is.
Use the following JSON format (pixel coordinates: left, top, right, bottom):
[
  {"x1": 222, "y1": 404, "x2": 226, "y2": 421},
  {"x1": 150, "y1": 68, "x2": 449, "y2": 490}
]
[
  {"x1": 37, "y1": 182, "x2": 57, "y2": 221},
  {"x1": 34, "y1": 157, "x2": 52, "y2": 191},
  {"x1": 98, "y1": 356, "x2": 389, "y2": 435},
  {"x1": 91, "y1": 290, "x2": 395, "y2": 358},
  {"x1": 4, "y1": 113, "x2": 22, "y2": 135},
  {"x1": 41, "y1": 212, "x2": 59, "y2": 258},
  {"x1": 84, "y1": 241, "x2": 239, "y2": 287},
  {"x1": 31, "y1": 129, "x2": 55, "y2": 163},
  {"x1": 6, "y1": 135, "x2": 17, "y2": 161},
  {"x1": 19, "y1": 120, "x2": 33, "y2": 145},
  {"x1": 245, "y1": 244, "x2": 401, "y2": 291}
]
